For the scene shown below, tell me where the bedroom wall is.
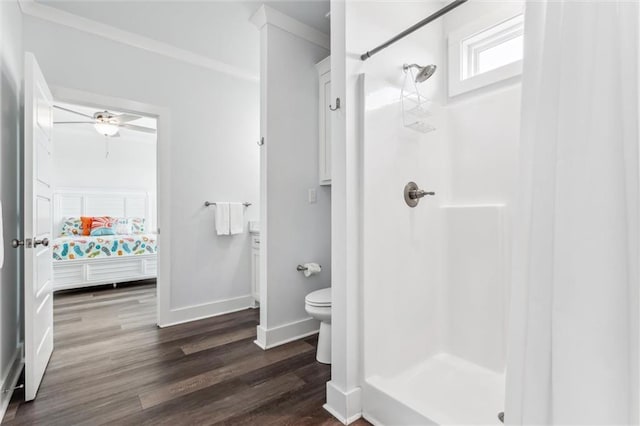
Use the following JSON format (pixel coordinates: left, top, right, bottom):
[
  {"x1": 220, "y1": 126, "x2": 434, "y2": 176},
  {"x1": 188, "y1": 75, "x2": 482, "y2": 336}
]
[
  {"x1": 52, "y1": 126, "x2": 158, "y2": 231},
  {"x1": 22, "y1": 5, "x2": 260, "y2": 324},
  {"x1": 0, "y1": 0, "x2": 24, "y2": 418}
]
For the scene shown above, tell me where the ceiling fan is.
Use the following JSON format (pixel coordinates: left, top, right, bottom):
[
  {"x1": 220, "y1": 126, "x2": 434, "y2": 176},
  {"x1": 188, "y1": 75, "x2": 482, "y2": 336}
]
[{"x1": 53, "y1": 105, "x2": 156, "y2": 137}]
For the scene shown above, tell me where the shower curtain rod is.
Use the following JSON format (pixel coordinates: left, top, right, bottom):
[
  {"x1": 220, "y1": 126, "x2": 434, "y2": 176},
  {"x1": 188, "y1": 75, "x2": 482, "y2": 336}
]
[{"x1": 360, "y1": 0, "x2": 469, "y2": 61}]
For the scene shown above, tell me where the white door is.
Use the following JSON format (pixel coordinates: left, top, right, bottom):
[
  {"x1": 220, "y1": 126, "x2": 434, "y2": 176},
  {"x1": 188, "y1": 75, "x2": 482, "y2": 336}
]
[{"x1": 21, "y1": 53, "x2": 54, "y2": 401}]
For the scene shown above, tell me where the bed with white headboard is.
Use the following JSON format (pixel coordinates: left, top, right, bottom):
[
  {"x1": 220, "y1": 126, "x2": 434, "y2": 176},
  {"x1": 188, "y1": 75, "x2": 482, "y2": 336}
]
[{"x1": 52, "y1": 188, "x2": 157, "y2": 291}]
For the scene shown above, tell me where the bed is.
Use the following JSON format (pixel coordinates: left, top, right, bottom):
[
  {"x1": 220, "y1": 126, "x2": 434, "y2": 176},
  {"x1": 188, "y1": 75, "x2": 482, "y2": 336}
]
[{"x1": 52, "y1": 189, "x2": 157, "y2": 291}]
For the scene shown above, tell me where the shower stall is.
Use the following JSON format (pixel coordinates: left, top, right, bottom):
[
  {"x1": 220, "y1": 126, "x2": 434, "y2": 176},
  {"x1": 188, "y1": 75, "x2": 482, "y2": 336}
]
[{"x1": 347, "y1": 1, "x2": 522, "y2": 424}]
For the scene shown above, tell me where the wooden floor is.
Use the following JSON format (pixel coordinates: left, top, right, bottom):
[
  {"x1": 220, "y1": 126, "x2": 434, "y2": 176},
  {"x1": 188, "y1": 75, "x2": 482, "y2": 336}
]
[{"x1": 3, "y1": 282, "x2": 370, "y2": 425}]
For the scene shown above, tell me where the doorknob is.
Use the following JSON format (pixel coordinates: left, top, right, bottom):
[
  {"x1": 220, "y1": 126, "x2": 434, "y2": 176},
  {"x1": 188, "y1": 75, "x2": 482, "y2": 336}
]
[
  {"x1": 11, "y1": 239, "x2": 24, "y2": 249},
  {"x1": 34, "y1": 238, "x2": 49, "y2": 247}
]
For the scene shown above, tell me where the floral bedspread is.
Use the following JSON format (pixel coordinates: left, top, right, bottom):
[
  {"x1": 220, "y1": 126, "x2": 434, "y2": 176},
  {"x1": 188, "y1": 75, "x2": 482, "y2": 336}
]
[{"x1": 52, "y1": 234, "x2": 157, "y2": 261}]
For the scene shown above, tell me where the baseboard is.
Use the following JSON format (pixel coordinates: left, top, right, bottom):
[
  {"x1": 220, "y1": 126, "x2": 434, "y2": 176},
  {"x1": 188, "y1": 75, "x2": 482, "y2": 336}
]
[
  {"x1": 0, "y1": 345, "x2": 24, "y2": 423},
  {"x1": 160, "y1": 294, "x2": 254, "y2": 327},
  {"x1": 254, "y1": 317, "x2": 319, "y2": 350},
  {"x1": 324, "y1": 380, "x2": 362, "y2": 425}
]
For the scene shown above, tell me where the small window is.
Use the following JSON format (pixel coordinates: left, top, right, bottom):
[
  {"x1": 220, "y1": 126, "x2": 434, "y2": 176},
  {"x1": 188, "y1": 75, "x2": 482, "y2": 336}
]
[{"x1": 448, "y1": 7, "x2": 524, "y2": 97}]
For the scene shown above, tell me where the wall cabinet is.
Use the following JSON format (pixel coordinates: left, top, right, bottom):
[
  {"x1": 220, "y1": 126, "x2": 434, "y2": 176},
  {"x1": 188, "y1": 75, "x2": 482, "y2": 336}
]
[
  {"x1": 251, "y1": 233, "x2": 260, "y2": 307},
  {"x1": 316, "y1": 56, "x2": 331, "y2": 186}
]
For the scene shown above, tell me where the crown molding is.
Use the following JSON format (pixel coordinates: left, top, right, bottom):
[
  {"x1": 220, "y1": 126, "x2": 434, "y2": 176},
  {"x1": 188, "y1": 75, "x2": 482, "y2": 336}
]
[
  {"x1": 250, "y1": 5, "x2": 330, "y2": 50},
  {"x1": 18, "y1": 0, "x2": 259, "y2": 82}
]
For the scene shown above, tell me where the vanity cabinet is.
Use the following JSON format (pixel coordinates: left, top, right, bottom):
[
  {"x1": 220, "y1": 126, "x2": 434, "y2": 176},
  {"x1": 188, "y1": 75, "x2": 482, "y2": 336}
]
[
  {"x1": 251, "y1": 233, "x2": 260, "y2": 307},
  {"x1": 316, "y1": 56, "x2": 331, "y2": 186}
]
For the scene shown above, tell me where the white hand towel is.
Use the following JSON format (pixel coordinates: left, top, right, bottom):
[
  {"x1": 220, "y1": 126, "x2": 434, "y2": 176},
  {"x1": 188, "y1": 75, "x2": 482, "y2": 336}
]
[
  {"x1": 229, "y1": 202, "x2": 244, "y2": 235},
  {"x1": 303, "y1": 262, "x2": 321, "y2": 278},
  {"x1": 215, "y1": 203, "x2": 230, "y2": 236}
]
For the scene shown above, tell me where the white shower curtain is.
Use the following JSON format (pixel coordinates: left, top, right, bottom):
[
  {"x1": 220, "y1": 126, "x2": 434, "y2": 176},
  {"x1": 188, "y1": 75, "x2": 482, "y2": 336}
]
[{"x1": 506, "y1": 1, "x2": 639, "y2": 424}]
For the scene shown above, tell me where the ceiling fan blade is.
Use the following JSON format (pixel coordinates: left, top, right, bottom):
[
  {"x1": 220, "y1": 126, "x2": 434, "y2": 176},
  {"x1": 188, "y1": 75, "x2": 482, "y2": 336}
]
[
  {"x1": 53, "y1": 105, "x2": 94, "y2": 119},
  {"x1": 120, "y1": 123, "x2": 157, "y2": 134},
  {"x1": 53, "y1": 121, "x2": 95, "y2": 124},
  {"x1": 114, "y1": 113, "x2": 142, "y2": 123}
]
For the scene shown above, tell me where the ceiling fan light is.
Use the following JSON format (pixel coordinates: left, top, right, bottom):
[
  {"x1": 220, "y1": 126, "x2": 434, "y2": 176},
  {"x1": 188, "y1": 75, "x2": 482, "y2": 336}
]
[{"x1": 94, "y1": 122, "x2": 119, "y2": 136}]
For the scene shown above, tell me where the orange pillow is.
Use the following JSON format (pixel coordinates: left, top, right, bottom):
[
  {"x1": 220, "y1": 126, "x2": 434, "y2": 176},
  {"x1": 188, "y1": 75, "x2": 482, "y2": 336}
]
[{"x1": 80, "y1": 216, "x2": 93, "y2": 236}]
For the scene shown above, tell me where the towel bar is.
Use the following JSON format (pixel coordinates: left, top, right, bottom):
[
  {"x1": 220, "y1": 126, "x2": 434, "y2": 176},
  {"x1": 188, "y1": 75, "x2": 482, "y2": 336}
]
[{"x1": 204, "y1": 201, "x2": 252, "y2": 207}]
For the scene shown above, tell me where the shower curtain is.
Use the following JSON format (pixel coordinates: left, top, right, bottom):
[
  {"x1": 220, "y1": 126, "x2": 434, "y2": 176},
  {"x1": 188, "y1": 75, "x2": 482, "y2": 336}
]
[{"x1": 506, "y1": 1, "x2": 639, "y2": 424}]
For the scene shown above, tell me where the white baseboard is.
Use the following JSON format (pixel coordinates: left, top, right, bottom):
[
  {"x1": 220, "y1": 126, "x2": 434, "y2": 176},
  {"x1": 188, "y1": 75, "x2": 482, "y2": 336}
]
[
  {"x1": 0, "y1": 345, "x2": 23, "y2": 423},
  {"x1": 324, "y1": 380, "x2": 362, "y2": 425},
  {"x1": 254, "y1": 317, "x2": 319, "y2": 350},
  {"x1": 160, "y1": 294, "x2": 254, "y2": 327}
]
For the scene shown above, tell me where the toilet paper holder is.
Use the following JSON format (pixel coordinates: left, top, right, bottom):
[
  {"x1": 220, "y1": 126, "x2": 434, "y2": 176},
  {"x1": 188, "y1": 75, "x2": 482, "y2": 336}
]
[{"x1": 297, "y1": 264, "x2": 321, "y2": 272}]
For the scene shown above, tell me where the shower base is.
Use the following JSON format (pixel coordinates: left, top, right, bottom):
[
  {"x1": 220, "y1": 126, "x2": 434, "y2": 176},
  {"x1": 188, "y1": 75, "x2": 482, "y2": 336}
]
[{"x1": 363, "y1": 353, "x2": 505, "y2": 425}]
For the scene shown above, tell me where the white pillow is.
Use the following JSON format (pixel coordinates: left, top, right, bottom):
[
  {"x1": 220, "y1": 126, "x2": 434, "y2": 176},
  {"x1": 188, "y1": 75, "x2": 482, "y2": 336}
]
[{"x1": 113, "y1": 218, "x2": 132, "y2": 235}]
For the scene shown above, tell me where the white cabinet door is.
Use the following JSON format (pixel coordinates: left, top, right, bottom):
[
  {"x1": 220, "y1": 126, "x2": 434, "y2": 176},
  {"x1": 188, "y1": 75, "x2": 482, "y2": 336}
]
[
  {"x1": 23, "y1": 53, "x2": 54, "y2": 401},
  {"x1": 318, "y1": 71, "x2": 332, "y2": 185},
  {"x1": 251, "y1": 235, "x2": 260, "y2": 305}
]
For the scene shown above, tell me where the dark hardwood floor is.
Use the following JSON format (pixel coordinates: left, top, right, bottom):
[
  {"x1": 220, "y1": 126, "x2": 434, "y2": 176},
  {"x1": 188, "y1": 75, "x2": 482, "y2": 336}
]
[{"x1": 3, "y1": 282, "x2": 370, "y2": 425}]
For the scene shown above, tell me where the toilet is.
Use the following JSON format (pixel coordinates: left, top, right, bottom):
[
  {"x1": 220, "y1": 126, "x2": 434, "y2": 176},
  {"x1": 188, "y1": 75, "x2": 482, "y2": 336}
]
[{"x1": 305, "y1": 287, "x2": 331, "y2": 364}]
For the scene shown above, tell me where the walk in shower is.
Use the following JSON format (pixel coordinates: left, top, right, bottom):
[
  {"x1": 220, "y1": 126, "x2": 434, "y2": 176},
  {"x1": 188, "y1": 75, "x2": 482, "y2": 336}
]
[{"x1": 350, "y1": 1, "x2": 521, "y2": 424}]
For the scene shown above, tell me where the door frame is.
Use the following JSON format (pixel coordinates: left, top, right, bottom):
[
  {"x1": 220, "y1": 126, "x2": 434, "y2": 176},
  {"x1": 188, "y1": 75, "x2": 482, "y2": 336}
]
[{"x1": 50, "y1": 86, "x2": 172, "y2": 326}]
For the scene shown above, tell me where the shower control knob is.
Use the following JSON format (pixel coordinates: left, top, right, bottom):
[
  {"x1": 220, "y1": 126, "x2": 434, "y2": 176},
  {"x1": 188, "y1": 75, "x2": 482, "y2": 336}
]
[
  {"x1": 404, "y1": 181, "x2": 435, "y2": 208},
  {"x1": 411, "y1": 189, "x2": 435, "y2": 199}
]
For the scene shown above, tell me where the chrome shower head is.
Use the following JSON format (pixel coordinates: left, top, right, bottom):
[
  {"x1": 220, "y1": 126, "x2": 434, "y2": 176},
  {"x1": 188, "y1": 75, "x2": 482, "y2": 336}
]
[{"x1": 403, "y1": 63, "x2": 437, "y2": 83}]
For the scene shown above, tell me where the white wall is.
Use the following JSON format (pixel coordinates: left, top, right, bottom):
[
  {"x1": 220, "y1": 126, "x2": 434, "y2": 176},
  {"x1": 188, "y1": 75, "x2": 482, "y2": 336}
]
[
  {"x1": 52, "y1": 125, "x2": 157, "y2": 230},
  {"x1": 35, "y1": 0, "x2": 260, "y2": 74},
  {"x1": 441, "y1": 2, "x2": 522, "y2": 372},
  {"x1": 254, "y1": 12, "x2": 331, "y2": 348},
  {"x1": 347, "y1": 0, "x2": 448, "y2": 378},
  {"x1": 0, "y1": 0, "x2": 24, "y2": 418},
  {"x1": 22, "y1": 8, "x2": 260, "y2": 323}
]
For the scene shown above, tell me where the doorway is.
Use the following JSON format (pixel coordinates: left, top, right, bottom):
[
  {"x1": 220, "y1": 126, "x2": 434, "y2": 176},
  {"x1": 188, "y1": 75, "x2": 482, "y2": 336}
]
[{"x1": 20, "y1": 53, "x2": 171, "y2": 402}]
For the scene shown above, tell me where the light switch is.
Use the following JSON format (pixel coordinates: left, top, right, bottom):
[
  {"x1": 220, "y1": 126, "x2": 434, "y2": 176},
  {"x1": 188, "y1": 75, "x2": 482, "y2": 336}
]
[{"x1": 308, "y1": 188, "x2": 317, "y2": 204}]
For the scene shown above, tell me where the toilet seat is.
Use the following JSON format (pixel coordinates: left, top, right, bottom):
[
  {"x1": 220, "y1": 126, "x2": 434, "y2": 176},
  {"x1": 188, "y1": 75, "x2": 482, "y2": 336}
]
[{"x1": 305, "y1": 288, "x2": 331, "y2": 307}]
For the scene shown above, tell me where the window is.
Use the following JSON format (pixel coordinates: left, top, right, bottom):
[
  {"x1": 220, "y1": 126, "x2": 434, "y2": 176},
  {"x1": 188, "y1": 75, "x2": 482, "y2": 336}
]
[{"x1": 448, "y1": 7, "x2": 524, "y2": 97}]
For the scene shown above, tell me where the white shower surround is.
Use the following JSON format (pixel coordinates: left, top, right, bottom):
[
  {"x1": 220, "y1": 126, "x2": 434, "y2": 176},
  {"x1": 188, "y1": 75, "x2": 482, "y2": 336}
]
[
  {"x1": 361, "y1": 77, "x2": 509, "y2": 425},
  {"x1": 335, "y1": 1, "x2": 521, "y2": 424}
]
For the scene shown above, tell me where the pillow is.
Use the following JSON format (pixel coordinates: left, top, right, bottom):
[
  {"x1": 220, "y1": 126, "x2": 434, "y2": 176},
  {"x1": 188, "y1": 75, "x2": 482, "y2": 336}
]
[
  {"x1": 80, "y1": 216, "x2": 93, "y2": 236},
  {"x1": 60, "y1": 217, "x2": 82, "y2": 236},
  {"x1": 91, "y1": 227, "x2": 116, "y2": 236},
  {"x1": 113, "y1": 218, "x2": 132, "y2": 235},
  {"x1": 90, "y1": 216, "x2": 116, "y2": 236},
  {"x1": 129, "y1": 217, "x2": 146, "y2": 234}
]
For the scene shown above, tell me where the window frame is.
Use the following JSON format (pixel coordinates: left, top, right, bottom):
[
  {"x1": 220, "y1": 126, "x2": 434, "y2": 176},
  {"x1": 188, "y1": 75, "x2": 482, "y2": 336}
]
[{"x1": 448, "y1": 5, "x2": 524, "y2": 97}]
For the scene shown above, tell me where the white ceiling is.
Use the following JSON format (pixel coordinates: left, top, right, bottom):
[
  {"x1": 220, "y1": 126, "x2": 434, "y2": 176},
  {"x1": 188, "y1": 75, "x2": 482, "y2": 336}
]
[
  {"x1": 53, "y1": 101, "x2": 157, "y2": 144},
  {"x1": 35, "y1": 1, "x2": 330, "y2": 75}
]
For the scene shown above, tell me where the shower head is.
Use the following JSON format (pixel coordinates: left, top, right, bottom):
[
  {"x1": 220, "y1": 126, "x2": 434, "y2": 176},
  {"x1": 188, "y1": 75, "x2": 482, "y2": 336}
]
[{"x1": 403, "y1": 63, "x2": 437, "y2": 83}]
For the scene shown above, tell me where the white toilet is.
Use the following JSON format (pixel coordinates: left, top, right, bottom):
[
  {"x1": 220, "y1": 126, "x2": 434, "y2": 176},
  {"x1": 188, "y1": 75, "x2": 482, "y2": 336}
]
[{"x1": 305, "y1": 287, "x2": 331, "y2": 364}]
